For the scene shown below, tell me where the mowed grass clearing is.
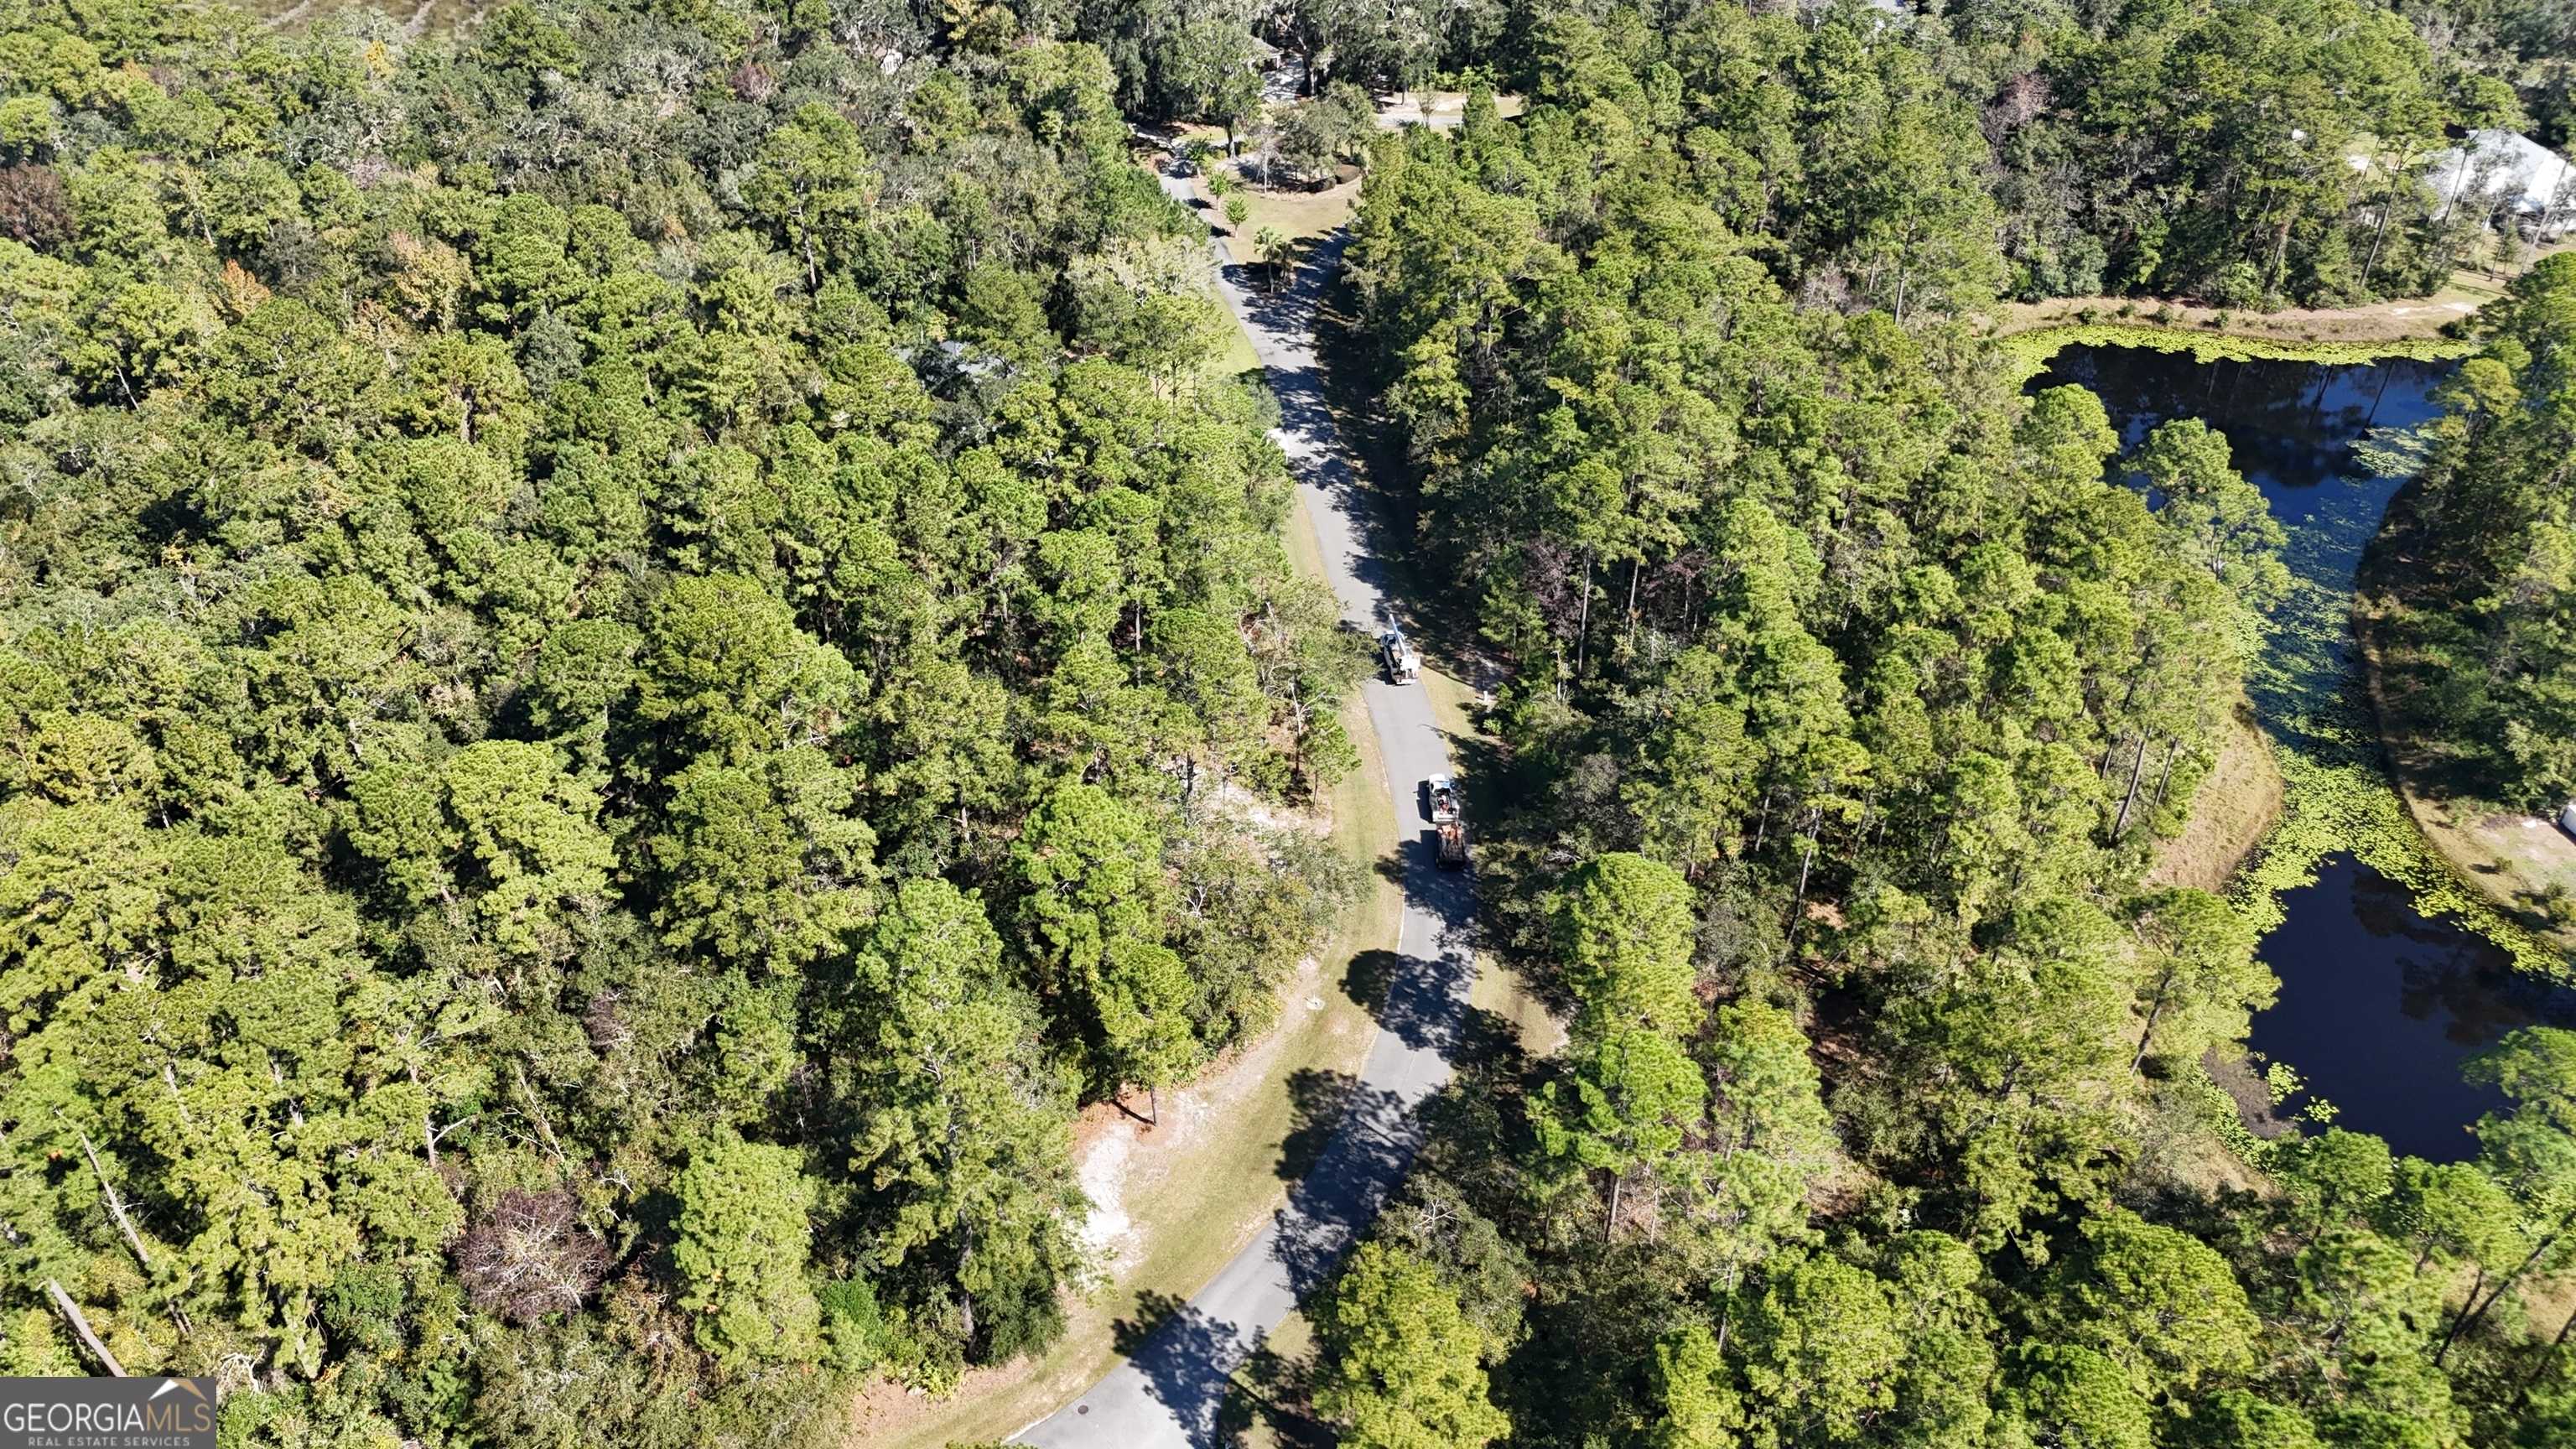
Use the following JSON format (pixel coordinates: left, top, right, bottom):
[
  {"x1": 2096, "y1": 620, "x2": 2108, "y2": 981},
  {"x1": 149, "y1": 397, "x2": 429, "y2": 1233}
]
[
  {"x1": 1994, "y1": 240, "x2": 2569, "y2": 351},
  {"x1": 1162, "y1": 123, "x2": 1363, "y2": 266}
]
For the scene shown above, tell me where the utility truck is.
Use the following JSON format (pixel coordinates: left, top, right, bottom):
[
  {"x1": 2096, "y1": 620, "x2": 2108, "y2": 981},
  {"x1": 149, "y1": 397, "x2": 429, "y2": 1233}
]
[
  {"x1": 1380, "y1": 628, "x2": 1421, "y2": 684},
  {"x1": 1426, "y1": 774, "x2": 1460, "y2": 825}
]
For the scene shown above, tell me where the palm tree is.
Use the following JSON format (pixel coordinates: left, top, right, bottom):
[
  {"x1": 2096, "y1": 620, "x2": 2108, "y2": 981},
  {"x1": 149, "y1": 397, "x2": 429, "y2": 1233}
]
[{"x1": 1254, "y1": 226, "x2": 1293, "y2": 292}]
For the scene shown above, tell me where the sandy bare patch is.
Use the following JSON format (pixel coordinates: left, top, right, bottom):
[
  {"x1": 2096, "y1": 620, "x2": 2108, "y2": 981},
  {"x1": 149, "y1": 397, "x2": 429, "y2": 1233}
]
[{"x1": 2147, "y1": 701, "x2": 2284, "y2": 894}]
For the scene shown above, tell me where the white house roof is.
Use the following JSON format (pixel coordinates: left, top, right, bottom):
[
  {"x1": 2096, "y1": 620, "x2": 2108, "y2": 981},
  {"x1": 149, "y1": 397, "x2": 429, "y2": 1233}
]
[{"x1": 2428, "y1": 129, "x2": 2575, "y2": 219}]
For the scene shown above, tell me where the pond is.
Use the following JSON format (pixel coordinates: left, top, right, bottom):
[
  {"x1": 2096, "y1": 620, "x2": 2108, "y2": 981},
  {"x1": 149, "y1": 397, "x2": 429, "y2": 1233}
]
[
  {"x1": 2034, "y1": 344, "x2": 2576, "y2": 1161},
  {"x1": 2251, "y1": 855, "x2": 2576, "y2": 1159}
]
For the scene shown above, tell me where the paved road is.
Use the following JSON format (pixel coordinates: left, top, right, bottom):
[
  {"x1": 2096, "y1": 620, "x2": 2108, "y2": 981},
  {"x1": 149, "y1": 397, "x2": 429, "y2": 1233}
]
[{"x1": 1014, "y1": 168, "x2": 1477, "y2": 1449}]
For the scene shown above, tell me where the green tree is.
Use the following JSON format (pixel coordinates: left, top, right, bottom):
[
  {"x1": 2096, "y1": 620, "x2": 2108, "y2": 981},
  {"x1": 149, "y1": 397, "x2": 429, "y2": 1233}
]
[
  {"x1": 638, "y1": 573, "x2": 859, "y2": 761},
  {"x1": 2443, "y1": 1027, "x2": 2576, "y2": 1363},
  {"x1": 832, "y1": 880, "x2": 1083, "y2": 1359},
  {"x1": 2275, "y1": 1128, "x2": 2396, "y2": 1239},
  {"x1": 2124, "y1": 887, "x2": 2271, "y2": 1072},
  {"x1": 1093, "y1": 936, "x2": 1197, "y2": 1122},
  {"x1": 2381, "y1": 257, "x2": 2576, "y2": 806},
  {"x1": 2038, "y1": 1209, "x2": 2261, "y2": 1398},
  {"x1": 1701, "y1": 1000, "x2": 1833, "y2": 1257},
  {"x1": 1012, "y1": 781, "x2": 1169, "y2": 1026},
  {"x1": 743, "y1": 101, "x2": 877, "y2": 292},
  {"x1": 1623, "y1": 648, "x2": 1756, "y2": 873},
  {"x1": 674, "y1": 1134, "x2": 824, "y2": 1371},
  {"x1": 1646, "y1": 1322, "x2": 1742, "y2": 1449},
  {"x1": 1733, "y1": 1254, "x2": 1907, "y2": 1446},
  {"x1": 2135, "y1": 419, "x2": 2290, "y2": 612},
  {"x1": 1995, "y1": 1343, "x2": 2153, "y2": 1449},
  {"x1": 1531, "y1": 1025, "x2": 1708, "y2": 1239},
  {"x1": 2167, "y1": 1390, "x2": 2323, "y2": 1449},
  {"x1": 1312, "y1": 1243, "x2": 1510, "y2": 1449},
  {"x1": 647, "y1": 748, "x2": 876, "y2": 975},
  {"x1": 347, "y1": 740, "x2": 615, "y2": 964},
  {"x1": 1253, "y1": 226, "x2": 1294, "y2": 291},
  {"x1": 1553, "y1": 851, "x2": 1700, "y2": 1036},
  {"x1": 1160, "y1": 16, "x2": 1259, "y2": 138}
]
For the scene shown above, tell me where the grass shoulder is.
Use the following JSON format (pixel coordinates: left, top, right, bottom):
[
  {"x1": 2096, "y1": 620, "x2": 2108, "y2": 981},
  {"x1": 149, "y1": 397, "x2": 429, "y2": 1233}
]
[{"x1": 1989, "y1": 253, "x2": 2550, "y2": 375}]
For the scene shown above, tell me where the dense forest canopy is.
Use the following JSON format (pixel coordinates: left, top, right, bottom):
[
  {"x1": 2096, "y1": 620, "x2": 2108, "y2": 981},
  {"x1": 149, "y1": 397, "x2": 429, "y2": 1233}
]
[
  {"x1": 1065, "y1": 0, "x2": 2563, "y2": 309},
  {"x1": 1312, "y1": 10, "x2": 2576, "y2": 1449},
  {"x1": 2370, "y1": 256, "x2": 2576, "y2": 810},
  {"x1": 1, "y1": 1, "x2": 2573, "y2": 1448},
  {"x1": 0, "y1": 0, "x2": 1364, "y2": 1439}
]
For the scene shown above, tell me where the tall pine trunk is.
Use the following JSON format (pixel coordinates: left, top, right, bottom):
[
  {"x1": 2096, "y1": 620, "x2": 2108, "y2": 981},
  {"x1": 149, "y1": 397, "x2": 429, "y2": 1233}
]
[
  {"x1": 1574, "y1": 550, "x2": 1594, "y2": 677},
  {"x1": 2111, "y1": 734, "x2": 2150, "y2": 838}
]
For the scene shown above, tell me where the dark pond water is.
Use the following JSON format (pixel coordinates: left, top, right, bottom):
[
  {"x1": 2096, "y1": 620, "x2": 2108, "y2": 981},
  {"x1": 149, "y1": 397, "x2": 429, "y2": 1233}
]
[
  {"x1": 2036, "y1": 345, "x2": 2576, "y2": 1161},
  {"x1": 2247, "y1": 855, "x2": 2576, "y2": 1158}
]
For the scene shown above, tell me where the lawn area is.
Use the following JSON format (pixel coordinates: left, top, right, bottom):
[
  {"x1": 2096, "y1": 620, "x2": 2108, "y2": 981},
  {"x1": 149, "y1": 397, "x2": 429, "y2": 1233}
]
[
  {"x1": 1995, "y1": 242, "x2": 2564, "y2": 351},
  {"x1": 1372, "y1": 89, "x2": 1530, "y2": 129},
  {"x1": 2397, "y1": 785, "x2": 2576, "y2": 946},
  {"x1": 1165, "y1": 123, "x2": 1365, "y2": 265},
  {"x1": 1161, "y1": 89, "x2": 1529, "y2": 266},
  {"x1": 845, "y1": 488, "x2": 1402, "y2": 1449},
  {"x1": 1209, "y1": 170, "x2": 1364, "y2": 261}
]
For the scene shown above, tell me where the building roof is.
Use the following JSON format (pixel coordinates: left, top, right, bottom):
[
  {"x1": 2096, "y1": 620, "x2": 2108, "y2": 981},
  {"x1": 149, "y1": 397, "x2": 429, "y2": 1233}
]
[{"x1": 2428, "y1": 129, "x2": 2575, "y2": 220}]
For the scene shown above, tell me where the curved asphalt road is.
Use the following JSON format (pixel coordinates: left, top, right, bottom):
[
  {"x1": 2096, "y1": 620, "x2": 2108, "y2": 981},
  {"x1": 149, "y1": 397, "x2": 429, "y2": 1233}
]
[{"x1": 1014, "y1": 166, "x2": 1477, "y2": 1448}]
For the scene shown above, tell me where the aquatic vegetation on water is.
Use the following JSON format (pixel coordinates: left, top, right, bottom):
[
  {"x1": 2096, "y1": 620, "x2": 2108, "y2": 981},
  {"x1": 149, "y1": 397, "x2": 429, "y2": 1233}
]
[
  {"x1": 2237, "y1": 724, "x2": 2558, "y2": 974},
  {"x1": 2226, "y1": 476, "x2": 2562, "y2": 976},
  {"x1": 2044, "y1": 342, "x2": 2558, "y2": 984}
]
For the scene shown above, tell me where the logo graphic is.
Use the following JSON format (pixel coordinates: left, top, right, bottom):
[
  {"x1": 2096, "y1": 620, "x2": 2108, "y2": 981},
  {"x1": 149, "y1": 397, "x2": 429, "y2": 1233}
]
[{"x1": 0, "y1": 1378, "x2": 217, "y2": 1448}]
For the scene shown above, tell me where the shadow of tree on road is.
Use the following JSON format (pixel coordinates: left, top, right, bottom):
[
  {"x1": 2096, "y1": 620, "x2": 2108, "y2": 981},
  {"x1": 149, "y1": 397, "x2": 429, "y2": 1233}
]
[
  {"x1": 1278, "y1": 1067, "x2": 1359, "y2": 1185},
  {"x1": 1219, "y1": 257, "x2": 1325, "y2": 340},
  {"x1": 1342, "y1": 943, "x2": 1472, "y2": 1058},
  {"x1": 1270, "y1": 1082, "x2": 1414, "y2": 1299},
  {"x1": 1112, "y1": 1291, "x2": 1244, "y2": 1449},
  {"x1": 1106, "y1": 1291, "x2": 1332, "y2": 1449}
]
